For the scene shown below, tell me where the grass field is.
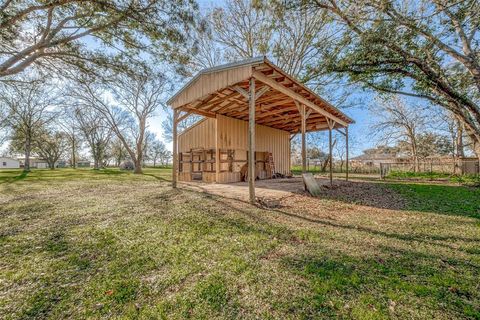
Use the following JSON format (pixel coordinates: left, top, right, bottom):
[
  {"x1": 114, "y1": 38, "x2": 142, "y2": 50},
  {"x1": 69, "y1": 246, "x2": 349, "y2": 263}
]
[{"x1": 1, "y1": 168, "x2": 479, "y2": 319}]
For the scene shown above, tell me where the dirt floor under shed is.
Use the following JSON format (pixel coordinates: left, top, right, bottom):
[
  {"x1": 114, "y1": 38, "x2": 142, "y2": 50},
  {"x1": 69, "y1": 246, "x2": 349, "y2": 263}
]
[{"x1": 181, "y1": 177, "x2": 405, "y2": 211}]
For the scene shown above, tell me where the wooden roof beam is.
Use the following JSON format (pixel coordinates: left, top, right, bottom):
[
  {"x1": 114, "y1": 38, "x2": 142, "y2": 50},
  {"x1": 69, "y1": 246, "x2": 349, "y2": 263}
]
[
  {"x1": 179, "y1": 106, "x2": 216, "y2": 118},
  {"x1": 253, "y1": 71, "x2": 348, "y2": 126}
]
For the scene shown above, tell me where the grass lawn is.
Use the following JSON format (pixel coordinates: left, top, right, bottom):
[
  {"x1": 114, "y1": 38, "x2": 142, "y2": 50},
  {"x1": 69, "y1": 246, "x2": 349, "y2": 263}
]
[{"x1": 1, "y1": 169, "x2": 479, "y2": 319}]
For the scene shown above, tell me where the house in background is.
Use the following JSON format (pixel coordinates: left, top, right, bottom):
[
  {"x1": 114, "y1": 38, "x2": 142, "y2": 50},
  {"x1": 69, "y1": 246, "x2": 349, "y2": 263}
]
[
  {"x1": 350, "y1": 153, "x2": 410, "y2": 167},
  {"x1": 0, "y1": 157, "x2": 20, "y2": 169},
  {"x1": 56, "y1": 160, "x2": 68, "y2": 168},
  {"x1": 17, "y1": 157, "x2": 49, "y2": 169},
  {"x1": 77, "y1": 160, "x2": 91, "y2": 168}
]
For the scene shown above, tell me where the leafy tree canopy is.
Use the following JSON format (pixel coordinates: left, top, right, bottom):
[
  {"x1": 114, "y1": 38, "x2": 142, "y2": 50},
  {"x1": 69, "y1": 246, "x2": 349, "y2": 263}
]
[
  {"x1": 0, "y1": 0, "x2": 200, "y2": 80},
  {"x1": 297, "y1": 0, "x2": 480, "y2": 157}
]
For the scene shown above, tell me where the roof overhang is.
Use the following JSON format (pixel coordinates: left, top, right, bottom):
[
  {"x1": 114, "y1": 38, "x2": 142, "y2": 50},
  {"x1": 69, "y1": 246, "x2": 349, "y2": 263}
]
[{"x1": 168, "y1": 57, "x2": 354, "y2": 133}]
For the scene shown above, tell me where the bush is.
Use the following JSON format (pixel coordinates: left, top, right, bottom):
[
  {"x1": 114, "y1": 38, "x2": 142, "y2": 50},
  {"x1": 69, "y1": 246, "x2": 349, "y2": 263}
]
[
  {"x1": 450, "y1": 174, "x2": 480, "y2": 187},
  {"x1": 386, "y1": 170, "x2": 450, "y2": 180},
  {"x1": 119, "y1": 160, "x2": 134, "y2": 171}
]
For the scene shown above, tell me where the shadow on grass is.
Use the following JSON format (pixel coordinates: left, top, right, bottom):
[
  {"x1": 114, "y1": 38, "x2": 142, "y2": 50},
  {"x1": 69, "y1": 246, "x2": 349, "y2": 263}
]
[
  {"x1": 174, "y1": 186, "x2": 480, "y2": 253},
  {"x1": 142, "y1": 173, "x2": 170, "y2": 182},
  {"x1": 0, "y1": 170, "x2": 29, "y2": 184},
  {"x1": 281, "y1": 250, "x2": 480, "y2": 318},
  {"x1": 94, "y1": 169, "x2": 130, "y2": 175},
  {"x1": 5, "y1": 181, "x2": 479, "y2": 319}
]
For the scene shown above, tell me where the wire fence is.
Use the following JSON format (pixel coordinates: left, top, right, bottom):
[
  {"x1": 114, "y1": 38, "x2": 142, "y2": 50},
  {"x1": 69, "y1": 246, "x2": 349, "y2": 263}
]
[
  {"x1": 379, "y1": 159, "x2": 480, "y2": 179},
  {"x1": 293, "y1": 158, "x2": 480, "y2": 178}
]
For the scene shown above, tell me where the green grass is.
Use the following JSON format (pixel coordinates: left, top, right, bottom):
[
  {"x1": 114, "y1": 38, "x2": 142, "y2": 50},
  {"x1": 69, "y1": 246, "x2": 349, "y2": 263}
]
[
  {"x1": 386, "y1": 170, "x2": 452, "y2": 180},
  {"x1": 1, "y1": 168, "x2": 479, "y2": 319},
  {"x1": 388, "y1": 182, "x2": 480, "y2": 219}
]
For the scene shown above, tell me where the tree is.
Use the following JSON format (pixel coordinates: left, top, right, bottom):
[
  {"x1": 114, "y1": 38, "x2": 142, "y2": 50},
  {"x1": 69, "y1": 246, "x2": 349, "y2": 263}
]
[
  {"x1": 197, "y1": 0, "x2": 342, "y2": 90},
  {"x1": 413, "y1": 132, "x2": 452, "y2": 160},
  {"x1": 142, "y1": 131, "x2": 156, "y2": 167},
  {"x1": 0, "y1": 0, "x2": 199, "y2": 79},
  {"x1": 73, "y1": 106, "x2": 112, "y2": 170},
  {"x1": 59, "y1": 108, "x2": 82, "y2": 168},
  {"x1": 34, "y1": 130, "x2": 67, "y2": 169},
  {"x1": 371, "y1": 96, "x2": 426, "y2": 171},
  {"x1": 72, "y1": 70, "x2": 166, "y2": 174},
  {"x1": 0, "y1": 80, "x2": 58, "y2": 171},
  {"x1": 210, "y1": 0, "x2": 273, "y2": 60},
  {"x1": 301, "y1": 0, "x2": 480, "y2": 159},
  {"x1": 149, "y1": 139, "x2": 168, "y2": 167},
  {"x1": 109, "y1": 137, "x2": 129, "y2": 167},
  {"x1": 334, "y1": 132, "x2": 350, "y2": 173},
  {"x1": 161, "y1": 110, "x2": 202, "y2": 143},
  {"x1": 160, "y1": 150, "x2": 172, "y2": 166}
]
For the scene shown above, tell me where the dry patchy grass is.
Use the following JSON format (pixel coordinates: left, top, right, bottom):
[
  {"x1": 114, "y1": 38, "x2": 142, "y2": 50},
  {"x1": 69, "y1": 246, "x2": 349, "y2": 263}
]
[{"x1": 0, "y1": 168, "x2": 479, "y2": 319}]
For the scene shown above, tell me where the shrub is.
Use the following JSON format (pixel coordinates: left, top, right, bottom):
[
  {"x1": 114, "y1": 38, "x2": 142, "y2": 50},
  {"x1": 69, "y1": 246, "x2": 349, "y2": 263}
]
[
  {"x1": 119, "y1": 160, "x2": 134, "y2": 171},
  {"x1": 450, "y1": 174, "x2": 480, "y2": 187}
]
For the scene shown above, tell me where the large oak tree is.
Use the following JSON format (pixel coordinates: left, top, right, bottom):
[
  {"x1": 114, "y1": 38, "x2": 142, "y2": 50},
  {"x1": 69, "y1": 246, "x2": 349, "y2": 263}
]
[
  {"x1": 299, "y1": 0, "x2": 480, "y2": 159},
  {"x1": 71, "y1": 70, "x2": 166, "y2": 174},
  {"x1": 0, "y1": 0, "x2": 199, "y2": 79}
]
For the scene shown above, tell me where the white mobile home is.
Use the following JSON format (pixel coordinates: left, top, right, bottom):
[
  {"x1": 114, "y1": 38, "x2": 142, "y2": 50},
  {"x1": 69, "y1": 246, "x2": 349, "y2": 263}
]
[{"x1": 0, "y1": 157, "x2": 20, "y2": 169}]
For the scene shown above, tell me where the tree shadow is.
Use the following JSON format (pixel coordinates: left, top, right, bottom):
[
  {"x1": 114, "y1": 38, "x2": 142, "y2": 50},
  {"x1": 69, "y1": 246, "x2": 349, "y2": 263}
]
[
  {"x1": 170, "y1": 186, "x2": 480, "y2": 253},
  {"x1": 280, "y1": 249, "x2": 480, "y2": 318},
  {"x1": 152, "y1": 187, "x2": 480, "y2": 317},
  {"x1": 0, "y1": 170, "x2": 29, "y2": 184},
  {"x1": 142, "y1": 173, "x2": 170, "y2": 182}
]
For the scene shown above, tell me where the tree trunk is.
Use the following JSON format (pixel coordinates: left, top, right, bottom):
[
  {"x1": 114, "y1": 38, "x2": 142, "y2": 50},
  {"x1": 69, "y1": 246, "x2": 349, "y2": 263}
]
[
  {"x1": 321, "y1": 157, "x2": 329, "y2": 172},
  {"x1": 24, "y1": 134, "x2": 31, "y2": 171},
  {"x1": 456, "y1": 121, "x2": 465, "y2": 158},
  {"x1": 93, "y1": 148, "x2": 100, "y2": 170},
  {"x1": 134, "y1": 159, "x2": 143, "y2": 174},
  {"x1": 71, "y1": 139, "x2": 76, "y2": 169}
]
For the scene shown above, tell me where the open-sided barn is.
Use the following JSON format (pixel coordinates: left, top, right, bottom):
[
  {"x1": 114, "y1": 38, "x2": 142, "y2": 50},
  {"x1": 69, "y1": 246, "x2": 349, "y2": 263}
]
[{"x1": 168, "y1": 56, "x2": 354, "y2": 203}]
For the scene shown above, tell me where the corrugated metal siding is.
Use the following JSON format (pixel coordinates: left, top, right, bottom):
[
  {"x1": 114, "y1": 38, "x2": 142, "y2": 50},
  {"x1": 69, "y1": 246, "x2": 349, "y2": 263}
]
[
  {"x1": 171, "y1": 65, "x2": 252, "y2": 108},
  {"x1": 217, "y1": 115, "x2": 291, "y2": 175},
  {"x1": 178, "y1": 118, "x2": 216, "y2": 152}
]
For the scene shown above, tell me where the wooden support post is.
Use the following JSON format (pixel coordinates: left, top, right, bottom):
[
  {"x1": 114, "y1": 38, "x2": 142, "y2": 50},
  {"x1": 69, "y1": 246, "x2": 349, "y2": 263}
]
[
  {"x1": 346, "y1": 126, "x2": 349, "y2": 181},
  {"x1": 215, "y1": 116, "x2": 220, "y2": 183},
  {"x1": 172, "y1": 109, "x2": 179, "y2": 188},
  {"x1": 329, "y1": 125, "x2": 333, "y2": 186},
  {"x1": 248, "y1": 78, "x2": 256, "y2": 204},
  {"x1": 295, "y1": 101, "x2": 307, "y2": 174},
  {"x1": 327, "y1": 119, "x2": 335, "y2": 186},
  {"x1": 301, "y1": 106, "x2": 306, "y2": 173}
]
